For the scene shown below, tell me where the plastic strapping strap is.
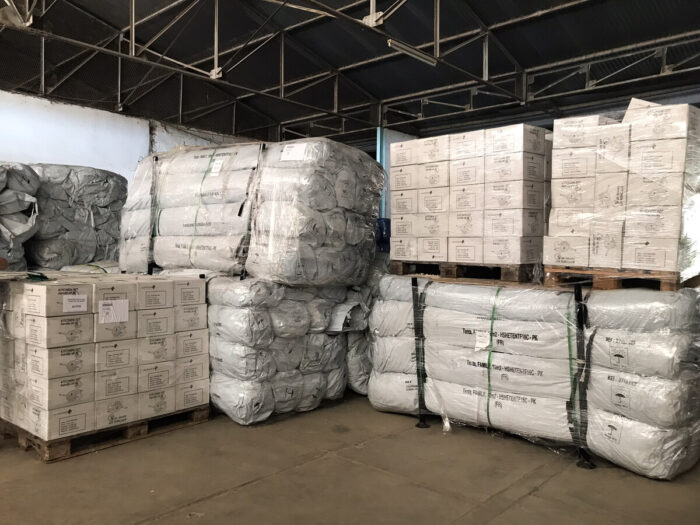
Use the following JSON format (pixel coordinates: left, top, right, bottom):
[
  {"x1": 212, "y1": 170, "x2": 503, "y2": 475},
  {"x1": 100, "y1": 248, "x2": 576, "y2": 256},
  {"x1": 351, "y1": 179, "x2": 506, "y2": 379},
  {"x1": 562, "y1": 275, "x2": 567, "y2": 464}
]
[
  {"x1": 575, "y1": 284, "x2": 596, "y2": 468},
  {"x1": 485, "y1": 286, "x2": 503, "y2": 427},
  {"x1": 411, "y1": 277, "x2": 433, "y2": 420},
  {"x1": 564, "y1": 294, "x2": 579, "y2": 444},
  {"x1": 188, "y1": 148, "x2": 219, "y2": 266}
]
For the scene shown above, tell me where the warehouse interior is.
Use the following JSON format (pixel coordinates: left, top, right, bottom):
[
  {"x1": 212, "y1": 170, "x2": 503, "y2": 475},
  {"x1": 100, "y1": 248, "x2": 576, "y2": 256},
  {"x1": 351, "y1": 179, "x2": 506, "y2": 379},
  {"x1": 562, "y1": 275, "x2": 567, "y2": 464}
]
[{"x1": 1, "y1": 1, "x2": 699, "y2": 523}]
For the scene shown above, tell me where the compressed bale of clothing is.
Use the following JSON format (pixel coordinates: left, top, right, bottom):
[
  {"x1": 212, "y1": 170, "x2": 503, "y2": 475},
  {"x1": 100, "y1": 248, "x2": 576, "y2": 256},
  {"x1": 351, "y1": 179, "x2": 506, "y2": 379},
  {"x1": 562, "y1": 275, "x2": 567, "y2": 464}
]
[
  {"x1": 208, "y1": 277, "x2": 349, "y2": 424},
  {"x1": 347, "y1": 331, "x2": 371, "y2": 395},
  {"x1": 119, "y1": 157, "x2": 155, "y2": 273},
  {"x1": 368, "y1": 371, "x2": 419, "y2": 415},
  {"x1": 245, "y1": 138, "x2": 383, "y2": 286},
  {"x1": 28, "y1": 164, "x2": 126, "y2": 268},
  {"x1": 0, "y1": 163, "x2": 40, "y2": 270},
  {"x1": 210, "y1": 372, "x2": 275, "y2": 426},
  {"x1": 153, "y1": 235, "x2": 248, "y2": 273}
]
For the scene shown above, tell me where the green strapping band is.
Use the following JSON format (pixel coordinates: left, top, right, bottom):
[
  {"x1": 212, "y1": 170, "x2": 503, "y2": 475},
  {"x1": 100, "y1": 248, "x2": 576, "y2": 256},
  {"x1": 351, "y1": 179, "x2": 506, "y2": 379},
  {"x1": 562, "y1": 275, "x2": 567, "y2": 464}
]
[
  {"x1": 485, "y1": 286, "x2": 503, "y2": 427},
  {"x1": 188, "y1": 148, "x2": 219, "y2": 266}
]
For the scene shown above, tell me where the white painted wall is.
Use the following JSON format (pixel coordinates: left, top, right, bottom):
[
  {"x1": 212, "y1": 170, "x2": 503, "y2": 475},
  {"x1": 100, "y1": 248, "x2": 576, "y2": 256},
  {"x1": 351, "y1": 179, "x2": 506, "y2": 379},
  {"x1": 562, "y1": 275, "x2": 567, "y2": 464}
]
[{"x1": 0, "y1": 90, "x2": 246, "y2": 182}]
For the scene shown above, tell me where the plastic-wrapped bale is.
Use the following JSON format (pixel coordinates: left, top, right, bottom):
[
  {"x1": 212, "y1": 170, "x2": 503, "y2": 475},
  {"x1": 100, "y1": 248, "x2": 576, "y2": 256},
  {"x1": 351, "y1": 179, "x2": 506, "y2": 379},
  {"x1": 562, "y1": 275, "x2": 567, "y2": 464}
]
[
  {"x1": 26, "y1": 164, "x2": 127, "y2": 269},
  {"x1": 245, "y1": 139, "x2": 384, "y2": 286},
  {"x1": 60, "y1": 260, "x2": 120, "y2": 273},
  {"x1": 0, "y1": 163, "x2": 40, "y2": 270},
  {"x1": 367, "y1": 275, "x2": 700, "y2": 479},
  {"x1": 207, "y1": 277, "x2": 349, "y2": 425},
  {"x1": 119, "y1": 144, "x2": 261, "y2": 274}
]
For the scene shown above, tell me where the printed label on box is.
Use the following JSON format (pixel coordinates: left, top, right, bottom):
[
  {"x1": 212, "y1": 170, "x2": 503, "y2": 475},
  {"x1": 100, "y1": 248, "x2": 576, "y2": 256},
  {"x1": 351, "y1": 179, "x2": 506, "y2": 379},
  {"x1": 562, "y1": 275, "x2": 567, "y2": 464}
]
[
  {"x1": 63, "y1": 295, "x2": 87, "y2": 313},
  {"x1": 99, "y1": 299, "x2": 129, "y2": 324}
]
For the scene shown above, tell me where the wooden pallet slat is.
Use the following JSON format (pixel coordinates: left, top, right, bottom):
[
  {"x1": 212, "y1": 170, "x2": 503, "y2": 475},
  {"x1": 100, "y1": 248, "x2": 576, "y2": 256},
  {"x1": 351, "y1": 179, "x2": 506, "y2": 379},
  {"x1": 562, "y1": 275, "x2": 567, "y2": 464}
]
[
  {"x1": 543, "y1": 265, "x2": 684, "y2": 291},
  {"x1": 390, "y1": 260, "x2": 542, "y2": 284},
  {"x1": 3, "y1": 405, "x2": 210, "y2": 462}
]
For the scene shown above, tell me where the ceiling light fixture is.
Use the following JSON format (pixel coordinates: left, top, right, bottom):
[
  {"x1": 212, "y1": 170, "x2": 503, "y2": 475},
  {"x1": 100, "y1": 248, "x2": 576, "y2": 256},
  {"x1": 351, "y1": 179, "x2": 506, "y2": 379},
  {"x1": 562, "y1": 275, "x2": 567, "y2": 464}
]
[{"x1": 387, "y1": 38, "x2": 437, "y2": 67}]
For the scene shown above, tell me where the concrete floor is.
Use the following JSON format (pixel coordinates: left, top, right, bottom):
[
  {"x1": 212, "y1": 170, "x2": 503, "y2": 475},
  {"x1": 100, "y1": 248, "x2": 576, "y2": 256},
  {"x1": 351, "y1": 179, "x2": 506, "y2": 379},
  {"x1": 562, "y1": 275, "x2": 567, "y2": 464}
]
[{"x1": 1, "y1": 395, "x2": 698, "y2": 525}]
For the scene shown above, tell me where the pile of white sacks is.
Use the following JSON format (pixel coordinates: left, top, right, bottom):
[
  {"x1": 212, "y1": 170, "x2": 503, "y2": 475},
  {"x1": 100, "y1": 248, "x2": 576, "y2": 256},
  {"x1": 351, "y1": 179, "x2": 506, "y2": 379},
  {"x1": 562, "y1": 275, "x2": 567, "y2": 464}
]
[
  {"x1": 0, "y1": 163, "x2": 40, "y2": 270},
  {"x1": 208, "y1": 277, "x2": 350, "y2": 424},
  {"x1": 27, "y1": 164, "x2": 127, "y2": 268},
  {"x1": 368, "y1": 275, "x2": 700, "y2": 479},
  {"x1": 245, "y1": 139, "x2": 383, "y2": 286}
]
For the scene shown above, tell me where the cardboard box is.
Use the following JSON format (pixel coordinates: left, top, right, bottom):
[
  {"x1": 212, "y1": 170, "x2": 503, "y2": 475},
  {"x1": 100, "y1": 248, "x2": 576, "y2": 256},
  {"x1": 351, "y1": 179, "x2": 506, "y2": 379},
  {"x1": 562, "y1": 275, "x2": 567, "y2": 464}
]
[
  {"x1": 547, "y1": 208, "x2": 594, "y2": 237},
  {"x1": 589, "y1": 221, "x2": 624, "y2": 268},
  {"x1": 176, "y1": 329, "x2": 209, "y2": 359},
  {"x1": 389, "y1": 136, "x2": 450, "y2": 165},
  {"x1": 390, "y1": 140, "x2": 419, "y2": 166},
  {"x1": 483, "y1": 236, "x2": 542, "y2": 264},
  {"x1": 25, "y1": 314, "x2": 94, "y2": 348},
  {"x1": 447, "y1": 237, "x2": 483, "y2": 264},
  {"x1": 138, "y1": 334, "x2": 177, "y2": 364},
  {"x1": 95, "y1": 366, "x2": 138, "y2": 400},
  {"x1": 627, "y1": 103, "x2": 700, "y2": 141},
  {"x1": 622, "y1": 237, "x2": 679, "y2": 271},
  {"x1": 138, "y1": 361, "x2": 176, "y2": 392},
  {"x1": 551, "y1": 147, "x2": 597, "y2": 179},
  {"x1": 622, "y1": 98, "x2": 660, "y2": 121},
  {"x1": 545, "y1": 132, "x2": 553, "y2": 181},
  {"x1": 414, "y1": 213, "x2": 449, "y2": 237},
  {"x1": 25, "y1": 402, "x2": 95, "y2": 441},
  {"x1": 484, "y1": 152, "x2": 545, "y2": 182},
  {"x1": 417, "y1": 187, "x2": 450, "y2": 213},
  {"x1": 172, "y1": 278, "x2": 206, "y2": 306},
  {"x1": 415, "y1": 162, "x2": 450, "y2": 188},
  {"x1": 137, "y1": 308, "x2": 175, "y2": 338},
  {"x1": 390, "y1": 189, "x2": 418, "y2": 214},
  {"x1": 484, "y1": 124, "x2": 546, "y2": 155},
  {"x1": 553, "y1": 115, "x2": 617, "y2": 149},
  {"x1": 551, "y1": 178, "x2": 596, "y2": 208},
  {"x1": 448, "y1": 210, "x2": 484, "y2": 237},
  {"x1": 629, "y1": 138, "x2": 695, "y2": 175},
  {"x1": 26, "y1": 343, "x2": 95, "y2": 379},
  {"x1": 625, "y1": 206, "x2": 682, "y2": 238},
  {"x1": 449, "y1": 157, "x2": 485, "y2": 186},
  {"x1": 93, "y1": 310, "x2": 138, "y2": 343},
  {"x1": 543, "y1": 236, "x2": 589, "y2": 266},
  {"x1": 595, "y1": 123, "x2": 630, "y2": 173},
  {"x1": 23, "y1": 282, "x2": 93, "y2": 317},
  {"x1": 174, "y1": 304, "x2": 208, "y2": 333},
  {"x1": 390, "y1": 214, "x2": 416, "y2": 237},
  {"x1": 176, "y1": 354, "x2": 209, "y2": 384},
  {"x1": 0, "y1": 280, "x2": 23, "y2": 311},
  {"x1": 390, "y1": 238, "x2": 417, "y2": 261},
  {"x1": 449, "y1": 184, "x2": 484, "y2": 211},
  {"x1": 95, "y1": 339, "x2": 138, "y2": 371},
  {"x1": 136, "y1": 279, "x2": 174, "y2": 310},
  {"x1": 483, "y1": 209, "x2": 544, "y2": 237},
  {"x1": 594, "y1": 172, "x2": 628, "y2": 213},
  {"x1": 89, "y1": 281, "x2": 137, "y2": 313},
  {"x1": 176, "y1": 380, "x2": 210, "y2": 411},
  {"x1": 449, "y1": 130, "x2": 485, "y2": 159},
  {"x1": 138, "y1": 387, "x2": 176, "y2": 419},
  {"x1": 417, "y1": 237, "x2": 448, "y2": 262},
  {"x1": 27, "y1": 372, "x2": 95, "y2": 409},
  {"x1": 2, "y1": 309, "x2": 24, "y2": 340},
  {"x1": 626, "y1": 172, "x2": 684, "y2": 207},
  {"x1": 389, "y1": 164, "x2": 418, "y2": 190},
  {"x1": 95, "y1": 393, "x2": 139, "y2": 430},
  {"x1": 484, "y1": 181, "x2": 543, "y2": 210}
]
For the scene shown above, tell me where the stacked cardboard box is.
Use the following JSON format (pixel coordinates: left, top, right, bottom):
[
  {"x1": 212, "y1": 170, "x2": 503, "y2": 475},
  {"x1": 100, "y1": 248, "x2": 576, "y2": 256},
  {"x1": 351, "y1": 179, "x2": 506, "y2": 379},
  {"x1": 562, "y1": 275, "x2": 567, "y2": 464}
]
[
  {"x1": 0, "y1": 274, "x2": 209, "y2": 441},
  {"x1": 545, "y1": 101, "x2": 699, "y2": 277},
  {"x1": 389, "y1": 124, "x2": 548, "y2": 265},
  {"x1": 388, "y1": 136, "x2": 450, "y2": 262}
]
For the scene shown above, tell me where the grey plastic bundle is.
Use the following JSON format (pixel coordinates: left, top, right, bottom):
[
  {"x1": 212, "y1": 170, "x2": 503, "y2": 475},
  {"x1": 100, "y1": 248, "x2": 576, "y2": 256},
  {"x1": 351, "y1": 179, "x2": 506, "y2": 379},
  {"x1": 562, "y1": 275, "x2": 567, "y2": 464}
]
[
  {"x1": 0, "y1": 163, "x2": 41, "y2": 270},
  {"x1": 366, "y1": 275, "x2": 700, "y2": 479},
  {"x1": 208, "y1": 277, "x2": 351, "y2": 425},
  {"x1": 245, "y1": 139, "x2": 383, "y2": 286},
  {"x1": 26, "y1": 164, "x2": 126, "y2": 269}
]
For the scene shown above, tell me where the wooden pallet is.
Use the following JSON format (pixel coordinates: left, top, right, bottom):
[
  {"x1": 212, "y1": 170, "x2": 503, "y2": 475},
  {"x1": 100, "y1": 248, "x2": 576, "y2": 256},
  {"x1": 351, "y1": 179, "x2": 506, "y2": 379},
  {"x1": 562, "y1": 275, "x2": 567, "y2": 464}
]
[
  {"x1": 1, "y1": 405, "x2": 209, "y2": 462},
  {"x1": 390, "y1": 260, "x2": 541, "y2": 283},
  {"x1": 543, "y1": 266, "x2": 689, "y2": 291}
]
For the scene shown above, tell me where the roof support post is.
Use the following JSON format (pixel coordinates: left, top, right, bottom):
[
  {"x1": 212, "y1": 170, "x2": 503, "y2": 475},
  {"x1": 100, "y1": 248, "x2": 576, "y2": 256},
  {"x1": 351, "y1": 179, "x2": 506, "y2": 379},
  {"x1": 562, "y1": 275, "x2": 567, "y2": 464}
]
[
  {"x1": 433, "y1": 0, "x2": 440, "y2": 57},
  {"x1": 129, "y1": 0, "x2": 135, "y2": 56}
]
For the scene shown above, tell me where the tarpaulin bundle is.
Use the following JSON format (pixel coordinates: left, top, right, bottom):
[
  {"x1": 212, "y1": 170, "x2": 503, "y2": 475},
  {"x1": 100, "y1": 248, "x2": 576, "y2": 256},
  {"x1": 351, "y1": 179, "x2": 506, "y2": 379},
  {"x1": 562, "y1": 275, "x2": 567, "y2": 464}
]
[
  {"x1": 367, "y1": 275, "x2": 700, "y2": 479},
  {"x1": 0, "y1": 163, "x2": 41, "y2": 270}
]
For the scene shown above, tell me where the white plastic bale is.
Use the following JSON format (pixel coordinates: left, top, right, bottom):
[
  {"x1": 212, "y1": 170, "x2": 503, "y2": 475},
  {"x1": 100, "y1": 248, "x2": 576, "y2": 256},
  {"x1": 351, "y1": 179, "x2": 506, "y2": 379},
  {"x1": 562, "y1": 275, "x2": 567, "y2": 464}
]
[
  {"x1": 210, "y1": 372, "x2": 275, "y2": 426},
  {"x1": 269, "y1": 299, "x2": 311, "y2": 338},
  {"x1": 269, "y1": 337, "x2": 304, "y2": 372},
  {"x1": 209, "y1": 336, "x2": 276, "y2": 382},
  {"x1": 153, "y1": 235, "x2": 247, "y2": 272},
  {"x1": 371, "y1": 336, "x2": 416, "y2": 375},
  {"x1": 208, "y1": 277, "x2": 284, "y2": 308},
  {"x1": 307, "y1": 297, "x2": 335, "y2": 333},
  {"x1": 346, "y1": 331, "x2": 371, "y2": 395},
  {"x1": 324, "y1": 365, "x2": 347, "y2": 400},
  {"x1": 297, "y1": 372, "x2": 327, "y2": 412},
  {"x1": 208, "y1": 305, "x2": 274, "y2": 349},
  {"x1": 154, "y1": 202, "x2": 249, "y2": 237},
  {"x1": 271, "y1": 369, "x2": 304, "y2": 413},
  {"x1": 368, "y1": 371, "x2": 419, "y2": 415}
]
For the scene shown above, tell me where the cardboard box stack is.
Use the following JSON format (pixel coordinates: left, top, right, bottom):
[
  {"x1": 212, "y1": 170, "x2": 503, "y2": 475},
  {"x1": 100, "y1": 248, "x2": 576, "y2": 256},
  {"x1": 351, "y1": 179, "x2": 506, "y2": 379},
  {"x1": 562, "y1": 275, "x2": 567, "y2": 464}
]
[
  {"x1": 0, "y1": 274, "x2": 209, "y2": 441},
  {"x1": 545, "y1": 100, "x2": 699, "y2": 277},
  {"x1": 389, "y1": 123, "x2": 548, "y2": 265}
]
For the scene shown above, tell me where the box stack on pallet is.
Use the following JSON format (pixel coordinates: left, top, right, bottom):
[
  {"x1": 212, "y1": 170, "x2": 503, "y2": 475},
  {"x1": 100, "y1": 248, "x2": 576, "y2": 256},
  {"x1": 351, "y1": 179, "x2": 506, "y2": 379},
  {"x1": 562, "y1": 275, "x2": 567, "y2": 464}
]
[
  {"x1": 544, "y1": 100, "x2": 700, "y2": 289},
  {"x1": 389, "y1": 123, "x2": 548, "y2": 281},
  {"x1": 0, "y1": 274, "x2": 209, "y2": 460}
]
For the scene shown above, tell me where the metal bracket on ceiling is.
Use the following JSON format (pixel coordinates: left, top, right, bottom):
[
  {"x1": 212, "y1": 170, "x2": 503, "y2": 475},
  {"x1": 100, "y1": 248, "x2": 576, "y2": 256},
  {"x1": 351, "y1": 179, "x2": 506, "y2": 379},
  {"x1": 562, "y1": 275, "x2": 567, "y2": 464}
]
[{"x1": 209, "y1": 67, "x2": 222, "y2": 79}]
